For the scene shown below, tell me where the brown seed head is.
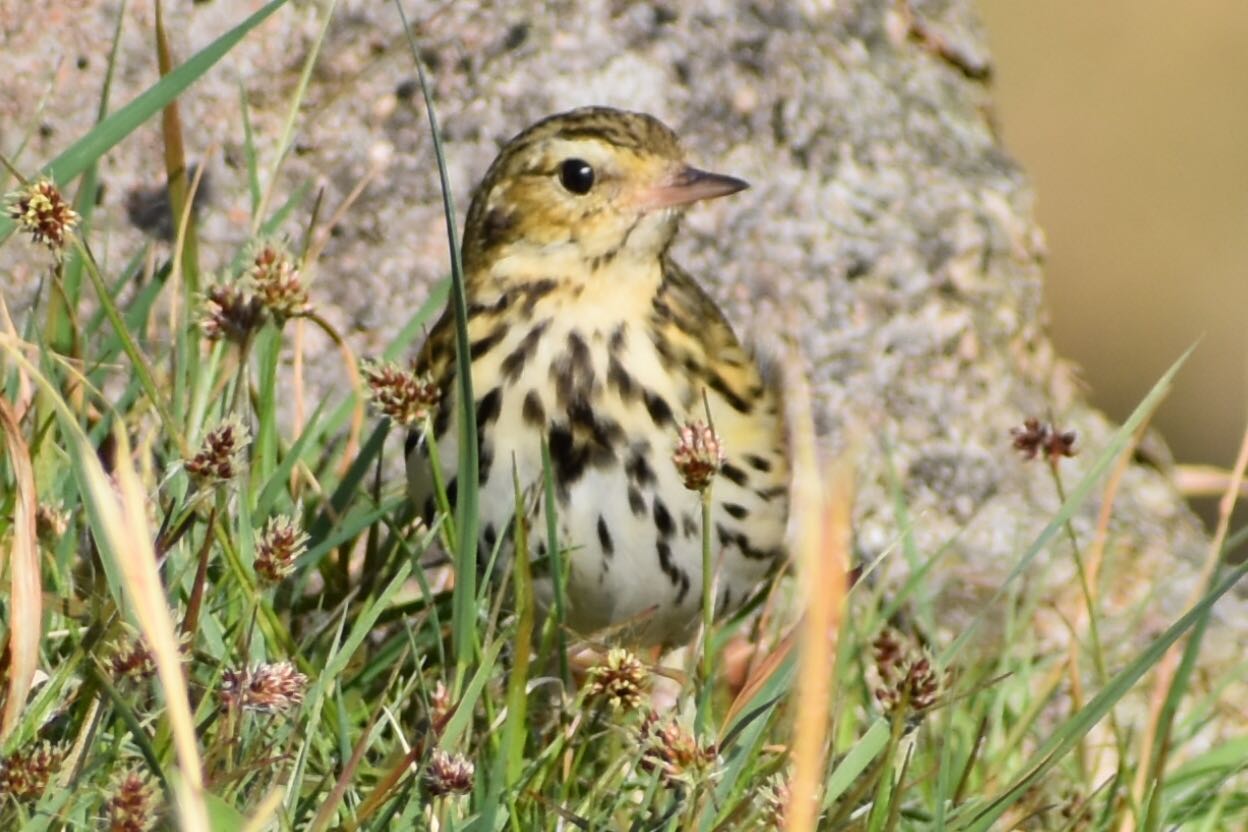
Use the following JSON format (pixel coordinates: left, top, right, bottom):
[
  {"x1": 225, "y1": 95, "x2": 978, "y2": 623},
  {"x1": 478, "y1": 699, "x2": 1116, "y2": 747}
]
[
  {"x1": 248, "y1": 242, "x2": 309, "y2": 323},
  {"x1": 0, "y1": 741, "x2": 63, "y2": 801},
  {"x1": 424, "y1": 749, "x2": 474, "y2": 798},
  {"x1": 6, "y1": 179, "x2": 79, "y2": 251},
  {"x1": 362, "y1": 360, "x2": 441, "y2": 427},
  {"x1": 870, "y1": 628, "x2": 942, "y2": 716},
  {"x1": 104, "y1": 770, "x2": 159, "y2": 832},
  {"x1": 637, "y1": 711, "x2": 716, "y2": 786},
  {"x1": 34, "y1": 502, "x2": 70, "y2": 547},
  {"x1": 219, "y1": 661, "x2": 308, "y2": 713},
  {"x1": 200, "y1": 280, "x2": 265, "y2": 343},
  {"x1": 672, "y1": 419, "x2": 725, "y2": 492},
  {"x1": 108, "y1": 634, "x2": 157, "y2": 683},
  {"x1": 585, "y1": 648, "x2": 649, "y2": 711},
  {"x1": 185, "y1": 418, "x2": 250, "y2": 484},
  {"x1": 1011, "y1": 418, "x2": 1077, "y2": 463},
  {"x1": 254, "y1": 511, "x2": 309, "y2": 585}
]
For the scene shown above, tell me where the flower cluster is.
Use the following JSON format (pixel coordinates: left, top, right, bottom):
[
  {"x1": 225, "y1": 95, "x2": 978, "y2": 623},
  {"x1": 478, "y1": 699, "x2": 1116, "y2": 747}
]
[
  {"x1": 5, "y1": 178, "x2": 78, "y2": 252},
  {"x1": 0, "y1": 741, "x2": 63, "y2": 801},
  {"x1": 199, "y1": 242, "x2": 310, "y2": 342},
  {"x1": 672, "y1": 419, "x2": 725, "y2": 492},
  {"x1": 254, "y1": 511, "x2": 309, "y2": 584},
  {"x1": 1010, "y1": 418, "x2": 1077, "y2": 463},
  {"x1": 185, "y1": 418, "x2": 250, "y2": 484},
  {"x1": 103, "y1": 770, "x2": 159, "y2": 832},
  {"x1": 584, "y1": 648, "x2": 649, "y2": 711},
  {"x1": 869, "y1": 628, "x2": 941, "y2": 716},
  {"x1": 200, "y1": 280, "x2": 265, "y2": 343},
  {"x1": 108, "y1": 633, "x2": 157, "y2": 683},
  {"x1": 424, "y1": 749, "x2": 474, "y2": 798},
  {"x1": 361, "y1": 360, "x2": 441, "y2": 427},
  {"x1": 219, "y1": 661, "x2": 308, "y2": 713},
  {"x1": 248, "y1": 243, "x2": 309, "y2": 324},
  {"x1": 637, "y1": 711, "x2": 716, "y2": 787}
]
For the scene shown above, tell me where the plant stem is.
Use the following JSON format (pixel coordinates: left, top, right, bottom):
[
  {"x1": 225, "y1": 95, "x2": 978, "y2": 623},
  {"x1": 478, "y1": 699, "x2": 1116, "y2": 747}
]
[{"x1": 699, "y1": 484, "x2": 714, "y2": 736}]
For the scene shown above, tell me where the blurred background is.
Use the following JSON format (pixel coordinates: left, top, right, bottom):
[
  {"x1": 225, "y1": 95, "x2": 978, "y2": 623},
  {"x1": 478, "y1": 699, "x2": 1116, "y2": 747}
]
[{"x1": 979, "y1": 0, "x2": 1248, "y2": 523}]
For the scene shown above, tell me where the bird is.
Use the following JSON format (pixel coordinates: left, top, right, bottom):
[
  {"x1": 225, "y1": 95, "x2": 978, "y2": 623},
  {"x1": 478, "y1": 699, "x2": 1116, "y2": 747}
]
[{"x1": 406, "y1": 106, "x2": 788, "y2": 647}]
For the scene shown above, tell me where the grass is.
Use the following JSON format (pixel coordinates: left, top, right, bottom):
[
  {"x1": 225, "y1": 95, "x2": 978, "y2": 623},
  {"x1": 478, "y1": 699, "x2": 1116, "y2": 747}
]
[{"x1": 1, "y1": 2, "x2": 1247, "y2": 829}]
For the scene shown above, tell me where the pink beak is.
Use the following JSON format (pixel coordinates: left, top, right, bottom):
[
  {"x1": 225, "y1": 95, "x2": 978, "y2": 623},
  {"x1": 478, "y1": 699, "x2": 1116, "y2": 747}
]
[{"x1": 639, "y1": 166, "x2": 749, "y2": 210}]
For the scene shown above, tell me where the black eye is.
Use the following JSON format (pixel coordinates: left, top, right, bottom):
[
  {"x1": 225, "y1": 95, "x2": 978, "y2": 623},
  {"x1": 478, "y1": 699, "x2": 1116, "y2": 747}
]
[{"x1": 558, "y1": 159, "x2": 595, "y2": 194}]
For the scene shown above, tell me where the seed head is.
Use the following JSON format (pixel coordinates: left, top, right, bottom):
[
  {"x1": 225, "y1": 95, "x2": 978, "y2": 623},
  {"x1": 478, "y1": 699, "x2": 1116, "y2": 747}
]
[
  {"x1": 103, "y1": 770, "x2": 159, "y2": 832},
  {"x1": 248, "y1": 242, "x2": 309, "y2": 323},
  {"x1": 219, "y1": 661, "x2": 308, "y2": 713},
  {"x1": 34, "y1": 501, "x2": 70, "y2": 547},
  {"x1": 1010, "y1": 418, "x2": 1077, "y2": 463},
  {"x1": 672, "y1": 419, "x2": 725, "y2": 492},
  {"x1": 757, "y1": 773, "x2": 791, "y2": 829},
  {"x1": 637, "y1": 711, "x2": 716, "y2": 787},
  {"x1": 869, "y1": 628, "x2": 941, "y2": 716},
  {"x1": 362, "y1": 360, "x2": 441, "y2": 427},
  {"x1": 185, "y1": 418, "x2": 250, "y2": 484},
  {"x1": 585, "y1": 648, "x2": 649, "y2": 711},
  {"x1": 199, "y1": 279, "x2": 265, "y2": 343},
  {"x1": 108, "y1": 634, "x2": 157, "y2": 684},
  {"x1": 254, "y1": 510, "x2": 309, "y2": 585},
  {"x1": 0, "y1": 741, "x2": 63, "y2": 801},
  {"x1": 428, "y1": 679, "x2": 454, "y2": 735},
  {"x1": 6, "y1": 178, "x2": 78, "y2": 252},
  {"x1": 424, "y1": 749, "x2": 474, "y2": 798}
]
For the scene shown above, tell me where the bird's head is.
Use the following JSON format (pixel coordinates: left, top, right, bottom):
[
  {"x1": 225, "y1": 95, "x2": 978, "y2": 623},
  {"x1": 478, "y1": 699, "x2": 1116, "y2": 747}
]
[{"x1": 461, "y1": 107, "x2": 747, "y2": 281}]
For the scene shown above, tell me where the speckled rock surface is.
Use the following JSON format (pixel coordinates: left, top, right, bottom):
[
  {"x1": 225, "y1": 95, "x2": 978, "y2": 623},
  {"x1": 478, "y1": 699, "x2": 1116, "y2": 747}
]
[{"x1": 2, "y1": 2, "x2": 1241, "y2": 695}]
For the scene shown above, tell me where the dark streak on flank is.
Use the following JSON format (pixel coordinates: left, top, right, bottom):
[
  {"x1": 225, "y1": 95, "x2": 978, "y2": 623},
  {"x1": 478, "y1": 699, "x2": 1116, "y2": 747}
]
[
  {"x1": 628, "y1": 485, "x2": 646, "y2": 516},
  {"x1": 643, "y1": 390, "x2": 675, "y2": 426},
  {"x1": 720, "y1": 462, "x2": 748, "y2": 486},
  {"x1": 547, "y1": 423, "x2": 587, "y2": 498},
  {"x1": 522, "y1": 390, "x2": 546, "y2": 426},
  {"x1": 653, "y1": 499, "x2": 674, "y2": 539},
  {"x1": 723, "y1": 502, "x2": 748, "y2": 520},
  {"x1": 708, "y1": 371, "x2": 752, "y2": 413},
  {"x1": 625, "y1": 449, "x2": 656, "y2": 485},
  {"x1": 470, "y1": 325, "x2": 507, "y2": 359},
  {"x1": 656, "y1": 541, "x2": 691, "y2": 604},
  {"x1": 745, "y1": 454, "x2": 772, "y2": 473},
  {"x1": 597, "y1": 515, "x2": 614, "y2": 557},
  {"x1": 476, "y1": 388, "x2": 502, "y2": 426},
  {"x1": 500, "y1": 320, "x2": 550, "y2": 382},
  {"x1": 607, "y1": 355, "x2": 637, "y2": 401}
]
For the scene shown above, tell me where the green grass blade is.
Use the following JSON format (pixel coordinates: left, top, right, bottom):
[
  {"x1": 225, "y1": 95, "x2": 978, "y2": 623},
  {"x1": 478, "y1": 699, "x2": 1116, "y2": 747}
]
[
  {"x1": 943, "y1": 345, "x2": 1193, "y2": 663},
  {"x1": 957, "y1": 559, "x2": 1248, "y2": 831},
  {"x1": 396, "y1": 0, "x2": 479, "y2": 674}
]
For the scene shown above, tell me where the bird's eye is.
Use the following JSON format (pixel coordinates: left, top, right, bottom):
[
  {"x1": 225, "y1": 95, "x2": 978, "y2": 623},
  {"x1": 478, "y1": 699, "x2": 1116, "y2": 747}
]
[{"x1": 558, "y1": 159, "x2": 595, "y2": 195}]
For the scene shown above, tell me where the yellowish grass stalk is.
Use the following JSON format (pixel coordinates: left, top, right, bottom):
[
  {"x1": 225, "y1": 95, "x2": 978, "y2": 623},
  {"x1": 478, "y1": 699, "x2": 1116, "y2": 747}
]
[
  {"x1": 0, "y1": 341, "x2": 209, "y2": 830},
  {"x1": 783, "y1": 342, "x2": 850, "y2": 832},
  {"x1": 0, "y1": 398, "x2": 41, "y2": 738},
  {"x1": 1123, "y1": 420, "x2": 1248, "y2": 831}
]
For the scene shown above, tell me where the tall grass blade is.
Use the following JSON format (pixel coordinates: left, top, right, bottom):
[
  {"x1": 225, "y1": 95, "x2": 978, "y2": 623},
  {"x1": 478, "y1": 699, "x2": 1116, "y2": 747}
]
[{"x1": 396, "y1": 0, "x2": 479, "y2": 674}]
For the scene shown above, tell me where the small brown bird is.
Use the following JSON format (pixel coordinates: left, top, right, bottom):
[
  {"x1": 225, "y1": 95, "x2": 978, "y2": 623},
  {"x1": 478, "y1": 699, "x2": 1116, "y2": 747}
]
[{"x1": 407, "y1": 107, "x2": 788, "y2": 646}]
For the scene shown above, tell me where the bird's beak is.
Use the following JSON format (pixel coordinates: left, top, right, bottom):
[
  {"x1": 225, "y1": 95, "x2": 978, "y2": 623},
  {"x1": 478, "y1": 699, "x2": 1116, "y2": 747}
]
[{"x1": 638, "y1": 166, "x2": 749, "y2": 210}]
